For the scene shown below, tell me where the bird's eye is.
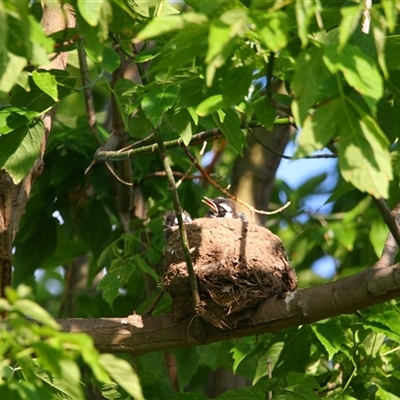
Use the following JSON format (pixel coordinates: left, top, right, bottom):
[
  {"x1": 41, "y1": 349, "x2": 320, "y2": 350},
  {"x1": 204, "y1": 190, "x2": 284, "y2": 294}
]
[{"x1": 219, "y1": 203, "x2": 232, "y2": 213}]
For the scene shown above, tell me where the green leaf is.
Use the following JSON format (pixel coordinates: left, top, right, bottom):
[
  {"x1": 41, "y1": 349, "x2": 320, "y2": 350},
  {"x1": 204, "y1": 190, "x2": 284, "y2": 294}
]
[
  {"x1": 214, "y1": 108, "x2": 246, "y2": 156},
  {"x1": 205, "y1": 10, "x2": 247, "y2": 86},
  {"x1": 312, "y1": 323, "x2": 346, "y2": 360},
  {"x1": 339, "y1": 3, "x2": 363, "y2": 50},
  {"x1": 98, "y1": 272, "x2": 120, "y2": 307},
  {"x1": 0, "y1": 120, "x2": 45, "y2": 184},
  {"x1": 296, "y1": 97, "x2": 342, "y2": 157},
  {"x1": 323, "y1": 45, "x2": 384, "y2": 114},
  {"x1": 77, "y1": 0, "x2": 106, "y2": 26},
  {"x1": 250, "y1": 11, "x2": 288, "y2": 52},
  {"x1": 0, "y1": 52, "x2": 27, "y2": 94},
  {"x1": 381, "y1": 0, "x2": 397, "y2": 33},
  {"x1": 298, "y1": 95, "x2": 392, "y2": 198},
  {"x1": 332, "y1": 222, "x2": 356, "y2": 251},
  {"x1": 113, "y1": 78, "x2": 137, "y2": 131},
  {"x1": 295, "y1": 0, "x2": 317, "y2": 47},
  {"x1": 135, "y1": 256, "x2": 159, "y2": 282},
  {"x1": 11, "y1": 70, "x2": 75, "y2": 112},
  {"x1": 32, "y1": 71, "x2": 58, "y2": 102},
  {"x1": 129, "y1": 0, "x2": 180, "y2": 18},
  {"x1": 135, "y1": 12, "x2": 207, "y2": 41},
  {"x1": 365, "y1": 309, "x2": 400, "y2": 344},
  {"x1": 385, "y1": 36, "x2": 400, "y2": 72},
  {"x1": 35, "y1": 358, "x2": 85, "y2": 400},
  {"x1": 172, "y1": 108, "x2": 193, "y2": 145},
  {"x1": 251, "y1": 93, "x2": 276, "y2": 131},
  {"x1": 255, "y1": 341, "x2": 283, "y2": 384},
  {"x1": 85, "y1": 46, "x2": 120, "y2": 73},
  {"x1": 13, "y1": 299, "x2": 59, "y2": 330},
  {"x1": 142, "y1": 85, "x2": 180, "y2": 127},
  {"x1": 369, "y1": 220, "x2": 388, "y2": 258},
  {"x1": 174, "y1": 347, "x2": 200, "y2": 391},
  {"x1": 285, "y1": 372, "x2": 320, "y2": 389},
  {"x1": 75, "y1": 200, "x2": 112, "y2": 257},
  {"x1": 99, "y1": 354, "x2": 144, "y2": 400},
  {"x1": 221, "y1": 66, "x2": 253, "y2": 106},
  {"x1": 292, "y1": 46, "x2": 329, "y2": 124},
  {"x1": 196, "y1": 95, "x2": 224, "y2": 117},
  {"x1": 0, "y1": 107, "x2": 39, "y2": 134},
  {"x1": 375, "y1": 387, "x2": 400, "y2": 400},
  {"x1": 338, "y1": 101, "x2": 392, "y2": 198}
]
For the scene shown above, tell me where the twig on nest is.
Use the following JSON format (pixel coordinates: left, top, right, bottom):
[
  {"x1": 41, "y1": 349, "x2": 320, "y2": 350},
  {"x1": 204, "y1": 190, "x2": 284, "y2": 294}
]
[
  {"x1": 154, "y1": 128, "x2": 203, "y2": 329},
  {"x1": 183, "y1": 148, "x2": 291, "y2": 222}
]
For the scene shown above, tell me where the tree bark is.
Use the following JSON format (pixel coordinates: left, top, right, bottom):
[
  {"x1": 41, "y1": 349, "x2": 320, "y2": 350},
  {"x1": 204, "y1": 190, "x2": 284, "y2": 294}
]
[{"x1": 58, "y1": 262, "x2": 400, "y2": 354}]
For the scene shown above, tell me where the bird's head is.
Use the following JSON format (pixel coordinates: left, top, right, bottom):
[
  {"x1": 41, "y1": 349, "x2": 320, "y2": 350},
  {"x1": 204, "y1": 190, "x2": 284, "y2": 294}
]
[{"x1": 202, "y1": 197, "x2": 237, "y2": 219}]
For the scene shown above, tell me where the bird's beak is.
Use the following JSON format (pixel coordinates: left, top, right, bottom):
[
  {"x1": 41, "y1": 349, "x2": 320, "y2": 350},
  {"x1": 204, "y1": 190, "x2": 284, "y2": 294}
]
[{"x1": 201, "y1": 197, "x2": 218, "y2": 213}]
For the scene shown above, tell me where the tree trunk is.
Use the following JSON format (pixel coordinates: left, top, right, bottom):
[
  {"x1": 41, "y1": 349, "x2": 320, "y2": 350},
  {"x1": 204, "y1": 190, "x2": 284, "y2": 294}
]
[{"x1": 0, "y1": 4, "x2": 75, "y2": 312}]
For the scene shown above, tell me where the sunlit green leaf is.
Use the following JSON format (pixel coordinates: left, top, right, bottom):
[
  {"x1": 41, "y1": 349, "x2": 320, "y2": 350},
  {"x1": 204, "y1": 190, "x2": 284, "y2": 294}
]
[
  {"x1": 214, "y1": 107, "x2": 246, "y2": 156},
  {"x1": 32, "y1": 71, "x2": 58, "y2": 101},
  {"x1": 205, "y1": 10, "x2": 247, "y2": 86},
  {"x1": 136, "y1": 12, "x2": 207, "y2": 41},
  {"x1": 77, "y1": 0, "x2": 106, "y2": 26},
  {"x1": 0, "y1": 107, "x2": 39, "y2": 134},
  {"x1": 250, "y1": 11, "x2": 288, "y2": 52},
  {"x1": 339, "y1": 3, "x2": 363, "y2": 50},
  {"x1": 99, "y1": 354, "x2": 144, "y2": 399},
  {"x1": 0, "y1": 120, "x2": 44, "y2": 184},
  {"x1": 196, "y1": 95, "x2": 224, "y2": 117},
  {"x1": 13, "y1": 299, "x2": 59, "y2": 329},
  {"x1": 142, "y1": 85, "x2": 180, "y2": 126},
  {"x1": 292, "y1": 46, "x2": 329, "y2": 124},
  {"x1": 323, "y1": 45, "x2": 384, "y2": 114}
]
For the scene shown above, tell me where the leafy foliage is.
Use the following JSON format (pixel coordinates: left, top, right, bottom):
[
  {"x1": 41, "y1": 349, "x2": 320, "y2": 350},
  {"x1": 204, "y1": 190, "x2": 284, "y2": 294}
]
[
  {"x1": 2, "y1": 0, "x2": 400, "y2": 398},
  {"x1": 0, "y1": 286, "x2": 143, "y2": 400}
]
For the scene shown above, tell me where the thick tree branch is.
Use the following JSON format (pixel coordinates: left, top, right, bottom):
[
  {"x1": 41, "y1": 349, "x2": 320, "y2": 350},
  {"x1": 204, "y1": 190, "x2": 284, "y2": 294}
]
[
  {"x1": 94, "y1": 119, "x2": 292, "y2": 162},
  {"x1": 58, "y1": 262, "x2": 400, "y2": 355}
]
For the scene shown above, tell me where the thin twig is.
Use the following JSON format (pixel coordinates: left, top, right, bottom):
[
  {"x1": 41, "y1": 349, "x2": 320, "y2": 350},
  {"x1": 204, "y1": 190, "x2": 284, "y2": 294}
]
[
  {"x1": 154, "y1": 129, "x2": 203, "y2": 327},
  {"x1": 118, "y1": 132, "x2": 156, "y2": 153},
  {"x1": 105, "y1": 162, "x2": 133, "y2": 186},
  {"x1": 141, "y1": 171, "x2": 218, "y2": 181},
  {"x1": 176, "y1": 141, "x2": 208, "y2": 188},
  {"x1": 144, "y1": 290, "x2": 164, "y2": 316},
  {"x1": 372, "y1": 197, "x2": 400, "y2": 249},
  {"x1": 183, "y1": 148, "x2": 291, "y2": 223},
  {"x1": 77, "y1": 40, "x2": 101, "y2": 146},
  {"x1": 267, "y1": 356, "x2": 272, "y2": 400},
  {"x1": 247, "y1": 129, "x2": 337, "y2": 160}
]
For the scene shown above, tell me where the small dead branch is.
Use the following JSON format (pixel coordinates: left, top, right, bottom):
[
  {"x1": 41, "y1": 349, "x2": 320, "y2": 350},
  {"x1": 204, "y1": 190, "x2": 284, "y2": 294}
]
[{"x1": 183, "y1": 148, "x2": 291, "y2": 222}]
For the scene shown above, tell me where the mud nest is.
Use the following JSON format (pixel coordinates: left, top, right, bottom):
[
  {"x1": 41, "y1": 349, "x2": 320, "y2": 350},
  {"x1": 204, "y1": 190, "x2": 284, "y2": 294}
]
[{"x1": 162, "y1": 218, "x2": 297, "y2": 329}]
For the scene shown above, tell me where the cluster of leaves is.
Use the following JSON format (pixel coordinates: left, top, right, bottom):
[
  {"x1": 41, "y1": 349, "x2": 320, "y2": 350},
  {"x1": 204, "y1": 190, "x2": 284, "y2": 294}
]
[
  {"x1": 0, "y1": 286, "x2": 143, "y2": 400},
  {"x1": 2, "y1": 0, "x2": 400, "y2": 399}
]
